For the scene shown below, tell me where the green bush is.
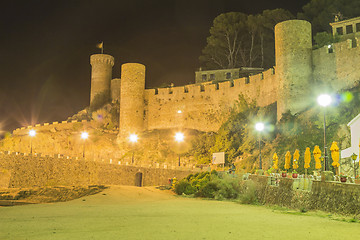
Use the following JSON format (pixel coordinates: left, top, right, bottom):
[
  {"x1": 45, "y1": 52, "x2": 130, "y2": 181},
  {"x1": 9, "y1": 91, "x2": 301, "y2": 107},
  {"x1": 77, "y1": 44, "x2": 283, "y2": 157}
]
[
  {"x1": 213, "y1": 176, "x2": 242, "y2": 200},
  {"x1": 238, "y1": 180, "x2": 258, "y2": 204},
  {"x1": 174, "y1": 180, "x2": 196, "y2": 195},
  {"x1": 196, "y1": 181, "x2": 219, "y2": 198}
]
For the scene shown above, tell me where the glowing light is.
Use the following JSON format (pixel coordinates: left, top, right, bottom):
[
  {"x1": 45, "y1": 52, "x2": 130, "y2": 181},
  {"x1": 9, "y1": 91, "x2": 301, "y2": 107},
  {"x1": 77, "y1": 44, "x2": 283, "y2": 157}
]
[
  {"x1": 342, "y1": 92, "x2": 353, "y2": 102},
  {"x1": 328, "y1": 44, "x2": 332, "y2": 49},
  {"x1": 255, "y1": 122, "x2": 265, "y2": 132},
  {"x1": 175, "y1": 132, "x2": 184, "y2": 142},
  {"x1": 29, "y1": 129, "x2": 36, "y2": 137},
  {"x1": 317, "y1": 94, "x2": 332, "y2": 107},
  {"x1": 129, "y1": 134, "x2": 138, "y2": 143},
  {"x1": 177, "y1": 110, "x2": 182, "y2": 113},
  {"x1": 81, "y1": 132, "x2": 89, "y2": 140}
]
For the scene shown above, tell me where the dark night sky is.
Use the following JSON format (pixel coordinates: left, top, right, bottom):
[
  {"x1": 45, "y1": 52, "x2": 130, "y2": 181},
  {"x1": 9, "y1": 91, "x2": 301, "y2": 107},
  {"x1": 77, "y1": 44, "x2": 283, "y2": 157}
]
[{"x1": 0, "y1": 0, "x2": 310, "y2": 134}]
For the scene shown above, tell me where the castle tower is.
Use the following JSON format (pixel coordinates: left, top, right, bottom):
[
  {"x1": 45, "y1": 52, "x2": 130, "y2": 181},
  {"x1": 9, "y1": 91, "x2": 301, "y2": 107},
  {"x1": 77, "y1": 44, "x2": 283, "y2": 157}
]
[
  {"x1": 119, "y1": 63, "x2": 146, "y2": 136},
  {"x1": 90, "y1": 54, "x2": 115, "y2": 105},
  {"x1": 275, "y1": 20, "x2": 313, "y2": 120},
  {"x1": 110, "y1": 78, "x2": 121, "y2": 103}
]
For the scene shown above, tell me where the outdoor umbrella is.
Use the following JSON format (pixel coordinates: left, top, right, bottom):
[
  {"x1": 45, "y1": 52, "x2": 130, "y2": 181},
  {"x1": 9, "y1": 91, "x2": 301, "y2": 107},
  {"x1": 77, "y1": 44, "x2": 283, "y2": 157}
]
[
  {"x1": 293, "y1": 149, "x2": 300, "y2": 170},
  {"x1": 304, "y1": 147, "x2": 311, "y2": 177},
  {"x1": 273, "y1": 153, "x2": 278, "y2": 170},
  {"x1": 285, "y1": 151, "x2": 291, "y2": 171},
  {"x1": 330, "y1": 141, "x2": 340, "y2": 167}
]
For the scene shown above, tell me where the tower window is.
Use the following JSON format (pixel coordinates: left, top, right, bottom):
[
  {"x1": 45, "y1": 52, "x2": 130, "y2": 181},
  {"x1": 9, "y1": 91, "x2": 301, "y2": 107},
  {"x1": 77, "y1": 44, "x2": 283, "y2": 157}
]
[
  {"x1": 336, "y1": 27, "x2": 343, "y2": 35},
  {"x1": 226, "y1": 72, "x2": 231, "y2": 79},
  {"x1": 356, "y1": 23, "x2": 360, "y2": 32},
  {"x1": 346, "y1": 25, "x2": 353, "y2": 34}
]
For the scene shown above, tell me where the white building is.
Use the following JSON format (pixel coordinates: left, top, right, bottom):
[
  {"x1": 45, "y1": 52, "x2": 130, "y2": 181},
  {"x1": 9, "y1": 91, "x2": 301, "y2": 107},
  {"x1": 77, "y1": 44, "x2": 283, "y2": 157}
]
[{"x1": 341, "y1": 113, "x2": 360, "y2": 162}]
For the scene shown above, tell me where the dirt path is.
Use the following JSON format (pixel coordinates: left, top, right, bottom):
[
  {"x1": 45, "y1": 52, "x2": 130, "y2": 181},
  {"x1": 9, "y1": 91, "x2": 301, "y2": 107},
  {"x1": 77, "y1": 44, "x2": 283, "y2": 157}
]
[{"x1": 0, "y1": 186, "x2": 359, "y2": 239}]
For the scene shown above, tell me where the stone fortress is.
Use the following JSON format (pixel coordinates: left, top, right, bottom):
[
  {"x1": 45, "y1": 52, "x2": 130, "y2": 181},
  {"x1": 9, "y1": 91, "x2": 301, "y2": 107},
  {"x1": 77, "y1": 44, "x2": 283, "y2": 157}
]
[
  {"x1": 3, "y1": 18, "x2": 360, "y2": 188},
  {"x1": 88, "y1": 18, "x2": 360, "y2": 138}
]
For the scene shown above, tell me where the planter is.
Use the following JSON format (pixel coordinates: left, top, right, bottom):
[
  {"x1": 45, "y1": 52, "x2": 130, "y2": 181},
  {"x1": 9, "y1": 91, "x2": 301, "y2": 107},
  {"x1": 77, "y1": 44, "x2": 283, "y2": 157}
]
[
  {"x1": 340, "y1": 177, "x2": 347, "y2": 183},
  {"x1": 292, "y1": 173, "x2": 298, "y2": 178},
  {"x1": 355, "y1": 179, "x2": 360, "y2": 184},
  {"x1": 281, "y1": 173, "x2": 287, "y2": 178}
]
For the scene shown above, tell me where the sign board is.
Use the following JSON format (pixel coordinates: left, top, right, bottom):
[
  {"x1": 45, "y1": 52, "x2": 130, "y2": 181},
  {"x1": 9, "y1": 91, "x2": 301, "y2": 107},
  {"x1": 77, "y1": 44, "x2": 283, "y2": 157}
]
[{"x1": 212, "y1": 152, "x2": 225, "y2": 164}]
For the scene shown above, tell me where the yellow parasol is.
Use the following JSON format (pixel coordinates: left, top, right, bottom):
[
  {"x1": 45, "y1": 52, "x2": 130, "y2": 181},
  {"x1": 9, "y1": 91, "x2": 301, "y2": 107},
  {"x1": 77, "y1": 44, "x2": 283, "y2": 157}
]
[
  {"x1": 330, "y1": 141, "x2": 340, "y2": 168},
  {"x1": 313, "y1": 145, "x2": 322, "y2": 169},
  {"x1": 304, "y1": 147, "x2": 311, "y2": 169},
  {"x1": 284, "y1": 151, "x2": 291, "y2": 170},
  {"x1": 293, "y1": 149, "x2": 300, "y2": 170},
  {"x1": 272, "y1": 153, "x2": 278, "y2": 170}
]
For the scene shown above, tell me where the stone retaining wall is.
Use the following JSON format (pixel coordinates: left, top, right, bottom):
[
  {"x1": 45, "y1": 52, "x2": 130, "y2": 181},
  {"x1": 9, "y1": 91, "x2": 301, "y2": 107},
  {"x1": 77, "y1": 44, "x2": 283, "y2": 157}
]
[
  {"x1": 249, "y1": 175, "x2": 360, "y2": 216},
  {"x1": 0, "y1": 152, "x2": 197, "y2": 188}
]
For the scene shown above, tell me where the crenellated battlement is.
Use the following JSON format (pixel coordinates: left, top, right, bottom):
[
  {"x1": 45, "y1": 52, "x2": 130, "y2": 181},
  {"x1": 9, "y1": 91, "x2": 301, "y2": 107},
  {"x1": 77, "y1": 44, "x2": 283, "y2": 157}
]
[
  {"x1": 12, "y1": 119, "x2": 89, "y2": 135},
  {"x1": 90, "y1": 54, "x2": 115, "y2": 66},
  {"x1": 143, "y1": 67, "x2": 277, "y2": 132},
  {"x1": 145, "y1": 67, "x2": 276, "y2": 98}
]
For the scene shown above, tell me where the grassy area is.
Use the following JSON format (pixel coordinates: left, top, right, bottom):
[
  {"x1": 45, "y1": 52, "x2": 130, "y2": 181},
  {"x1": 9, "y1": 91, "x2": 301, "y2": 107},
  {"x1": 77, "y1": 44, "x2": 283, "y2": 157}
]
[{"x1": 1, "y1": 186, "x2": 359, "y2": 240}]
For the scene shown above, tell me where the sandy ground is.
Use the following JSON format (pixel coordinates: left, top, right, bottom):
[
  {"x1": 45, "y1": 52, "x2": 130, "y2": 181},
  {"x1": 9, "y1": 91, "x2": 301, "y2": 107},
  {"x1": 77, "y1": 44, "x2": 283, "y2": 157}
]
[{"x1": 0, "y1": 186, "x2": 359, "y2": 240}]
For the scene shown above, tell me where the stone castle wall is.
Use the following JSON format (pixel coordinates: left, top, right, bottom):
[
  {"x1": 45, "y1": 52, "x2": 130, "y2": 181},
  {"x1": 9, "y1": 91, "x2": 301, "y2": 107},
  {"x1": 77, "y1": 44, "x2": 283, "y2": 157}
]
[
  {"x1": 113, "y1": 19, "x2": 360, "y2": 134},
  {"x1": 144, "y1": 68, "x2": 277, "y2": 132},
  {"x1": 313, "y1": 38, "x2": 360, "y2": 91},
  {"x1": 0, "y1": 151, "x2": 196, "y2": 188}
]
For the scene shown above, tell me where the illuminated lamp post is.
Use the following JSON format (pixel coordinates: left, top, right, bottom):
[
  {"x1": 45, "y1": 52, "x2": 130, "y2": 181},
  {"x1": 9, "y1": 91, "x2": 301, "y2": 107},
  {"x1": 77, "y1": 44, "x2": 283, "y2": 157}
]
[
  {"x1": 129, "y1": 134, "x2": 138, "y2": 164},
  {"x1": 255, "y1": 122, "x2": 265, "y2": 170},
  {"x1": 351, "y1": 153, "x2": 358, "y2": 179},
  {"x1": 317, "y1": 94, "x2": 332, "y2": 171},
  {"x1": 29, "y1": 129, "x2": 36, "y2": 154},
  {"x1": 81, "y1": 131, "x2": 89, "y2": 158},
  {"x1": 175, "y1": 132, "x2": 184, "y2": 167}
]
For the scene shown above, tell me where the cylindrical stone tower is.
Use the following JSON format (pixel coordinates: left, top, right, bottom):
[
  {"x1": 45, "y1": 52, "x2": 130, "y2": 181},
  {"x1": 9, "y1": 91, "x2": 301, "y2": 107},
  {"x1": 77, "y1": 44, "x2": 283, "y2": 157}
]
[
  {"x1": 111, "y1": 78, "x2": 121, "y2": 103},
  {"x1": 90, "y1": 54, "x2": 115, "y2": 105},
  {"x1": 275, "y1": 20, "x2": 313, "y2": 120},
  {"x1": 119, "y1": 63, "x2": 146, "y2": 136}
]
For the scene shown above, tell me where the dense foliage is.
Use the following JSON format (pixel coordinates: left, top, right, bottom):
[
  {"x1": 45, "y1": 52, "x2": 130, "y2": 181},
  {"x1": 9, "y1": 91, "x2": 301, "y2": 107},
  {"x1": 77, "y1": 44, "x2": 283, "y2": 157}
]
[
  {"x1": 190, "y1": 95, "x2": 276, "y2": 168},
  {"x1": 298, "y1": 0, "x2": 360, "y2": 34},
  {"x1": 190, "y1": 83, "x2": 360, "y2": 174},
  {"x1": 313, "y1": 32, "x2": 340, "y2": 49},
  {"x1": 174, "y1": 171, "x2": 258, "y2": 203},
  {"x1": 199, "y1": 9, "x2": 294, "y2": 70}
]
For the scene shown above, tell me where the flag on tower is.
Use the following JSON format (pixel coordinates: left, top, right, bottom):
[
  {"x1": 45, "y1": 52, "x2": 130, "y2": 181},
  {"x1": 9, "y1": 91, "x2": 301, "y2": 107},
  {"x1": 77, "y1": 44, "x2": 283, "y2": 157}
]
[{"x1": 96, "y1": 42, "x2": 104, "y2": 54}]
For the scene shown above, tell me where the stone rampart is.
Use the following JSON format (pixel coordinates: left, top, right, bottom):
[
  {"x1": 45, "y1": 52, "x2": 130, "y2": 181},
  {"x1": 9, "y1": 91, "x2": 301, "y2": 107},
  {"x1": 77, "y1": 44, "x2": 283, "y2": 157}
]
[
  {"x1": 0, "y1": 151, "x2": 197, "y2": 188},
  {"x1": 12, "y1": 120, "x2": 90, "y2": 135},
  {"x1": 144, "y1": 68, "x2": 277, "y2": 132},
  {"x1": 313, "y1": 38, "x2": 360, "y2": 91}
]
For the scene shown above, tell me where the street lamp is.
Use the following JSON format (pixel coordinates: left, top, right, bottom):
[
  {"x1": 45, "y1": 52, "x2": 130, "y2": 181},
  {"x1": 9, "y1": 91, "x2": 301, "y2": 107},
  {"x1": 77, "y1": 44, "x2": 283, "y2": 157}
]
[
  {"x1": 255, "y1": 122, "x2": 264, "y2": 170},
  {"x1": 317, "y1": 94, "x2": 332, "y2": 171},
  {"x1": 29, "y1": 129, "x2": 36, "y2": 154},
  {"x1": 351, "y1": 153, "x2": 358, "y2": 179},
  {"x1": 129, "y1": 134, "x2": 138, "y2": 164},
  {"x1": 175, "y1": 132, "x2": 184, "y2": 167},
  {"x1": 81, "y1": 131, "x2": 89, "y2": 158}
]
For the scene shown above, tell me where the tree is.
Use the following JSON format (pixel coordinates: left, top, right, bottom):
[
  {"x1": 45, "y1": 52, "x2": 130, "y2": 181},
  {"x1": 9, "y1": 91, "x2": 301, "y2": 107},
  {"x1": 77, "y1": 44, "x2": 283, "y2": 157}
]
[
  {"x1": 298, "y1": 0, "x2": 360, "y2": 34},
  {"x1": 200, "y1": 12, "x2": 248, "y2": 69},
  {"x1": 313, "y1": 32, "x2": 340, "y2": 49},
  {"x1": 199, "y1": 9, "x2": 293, "y2": 70}
]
